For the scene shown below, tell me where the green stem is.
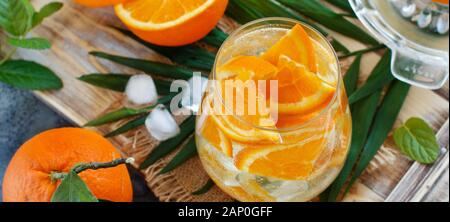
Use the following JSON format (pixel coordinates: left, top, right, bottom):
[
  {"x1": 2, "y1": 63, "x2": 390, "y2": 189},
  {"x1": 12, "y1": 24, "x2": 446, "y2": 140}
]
[
  {"x1": 339, "y1": 45, "x2": 386, "y2": 59},
  {"x1": 0, "y1": 48, "x2": 17, "y2": 65},
  {"x1": 50, "y1": 157, "x2": 134, "y2": 181}
]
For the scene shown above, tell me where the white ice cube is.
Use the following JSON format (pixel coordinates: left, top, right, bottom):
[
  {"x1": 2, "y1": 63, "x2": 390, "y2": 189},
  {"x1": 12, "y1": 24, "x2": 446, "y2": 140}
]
[
  {"x1": 145, "y1": 105, "x2": 180, "y2": 141},
  {"x1": 181, "y1": 73, "x2": 208, "y2": 113},
  {"x1": 125, "y1": 74, "x2": 157, "y2": 105}
]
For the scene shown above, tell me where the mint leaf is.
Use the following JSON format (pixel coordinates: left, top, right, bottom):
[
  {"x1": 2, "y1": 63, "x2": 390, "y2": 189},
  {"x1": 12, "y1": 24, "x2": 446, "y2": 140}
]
[
  {"x1": 51, "y1": 171, "x2": 98, "y2": 202},
  {"x1": 7, "y1": 37, "x2": 51, "y2": 50},
  {"x1": 0, "y1": 60, "x2": 63, "y2": 90},
  {"x1": 0, "y1": 0, "x2": 33, "y2": 36},
  {"x1": 393, "y1": 117, "x2": 440, "y2": 164},
  {"x1": 32, "y1": 2, "x2": 63, "y2": 28}
]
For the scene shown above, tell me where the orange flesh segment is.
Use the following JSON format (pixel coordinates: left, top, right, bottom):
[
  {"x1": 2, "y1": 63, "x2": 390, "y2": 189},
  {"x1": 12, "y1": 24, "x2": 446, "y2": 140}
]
[
  {"x1": 199, "y1": 116, "x2": 232, "y2": 156},
  {"x1": 121, "y1": 0, "x2": 208, "y2": 24},
  {"x1": 262, "y1": 24, "x2": 317, "y2": 73}
]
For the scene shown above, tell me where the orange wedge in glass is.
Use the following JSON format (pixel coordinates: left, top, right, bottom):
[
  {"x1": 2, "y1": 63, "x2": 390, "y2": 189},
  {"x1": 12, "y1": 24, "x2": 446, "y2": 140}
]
[
  {"x1": 262, "y1": 24, "x2": 317, "y2": 73},
  {"x1": 198, "y1": 116, "x2": 232, "y2": 157},
  {"x1": 210, "y1": 56, "x2": 280, "y2": 144},
  {"x1": 270, "y1": 55, "x2": 335, "y2": 115}
]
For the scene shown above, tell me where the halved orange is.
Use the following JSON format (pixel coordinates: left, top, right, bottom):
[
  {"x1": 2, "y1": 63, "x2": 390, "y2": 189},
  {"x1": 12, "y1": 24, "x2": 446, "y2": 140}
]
[
  {"x1": 262, "y1": 24, "x2": 317, "y2": 73},
  {"x1": 115, "y1": 0, "x2": 228, "y2": 46},
  {"x1": 74, "y1": 0, "x2": 126, "y2": 7},
  {"x1": 234, "y1": 134, "x2": 326, "y2": 180}
]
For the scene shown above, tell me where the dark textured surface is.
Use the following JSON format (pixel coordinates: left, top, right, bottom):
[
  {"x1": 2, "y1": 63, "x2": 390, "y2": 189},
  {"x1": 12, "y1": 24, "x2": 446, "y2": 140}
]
[{"x1": 0, "y1": 83, "x2": 157, "y2": 202}]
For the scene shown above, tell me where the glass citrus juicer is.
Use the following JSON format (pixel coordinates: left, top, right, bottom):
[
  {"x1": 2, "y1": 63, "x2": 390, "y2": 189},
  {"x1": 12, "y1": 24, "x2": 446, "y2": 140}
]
[
  {"x1": 349, "y1": 0, "x2": 449, "y2": 89},
  {"x1": 195, "y1": 18, "x2": 351, "y2": 202}
]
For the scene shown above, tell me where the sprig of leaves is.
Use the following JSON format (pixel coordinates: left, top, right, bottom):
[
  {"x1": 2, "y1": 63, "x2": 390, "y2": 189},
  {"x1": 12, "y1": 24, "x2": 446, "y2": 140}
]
[
  {"x1": 0, "y1": 0, "x2": 63, "y2": 90},
  {"x1": 51, "y1": 158, "x2": 131, "y2": 202},
  {"x1": 394, "y1": 118, "x2": 440, "y2": 164}
]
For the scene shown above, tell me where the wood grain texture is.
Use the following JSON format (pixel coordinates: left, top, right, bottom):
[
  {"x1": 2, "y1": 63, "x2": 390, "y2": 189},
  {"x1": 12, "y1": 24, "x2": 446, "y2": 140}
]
[{"x1": 14, "y1": 0, "x2": 449, "y2": 202}]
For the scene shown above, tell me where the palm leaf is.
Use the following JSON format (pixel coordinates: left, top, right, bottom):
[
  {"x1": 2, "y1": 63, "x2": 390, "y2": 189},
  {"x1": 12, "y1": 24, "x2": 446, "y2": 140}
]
[
  {"x1": 226, "y1": 0, "x2": 349, "y2": 53},
  {"x1": 345, "y1": 80, "x2": 410, "y2": 194},
  {"x1": 90, "y1": 51, "x2": 196, "y2": 80},
  {"x1": 278, "y1": 0, "x2": 378, "y2": 45},
  {"x1": 325, "y1": 0, "x2": 357, "y2": 17},
  {"x1": 115, "y1": 27, "x2": 216, "y2": 71},
  {"x1": 159, "y1": 137, "x2": 197, "y2": 174},
  {"x1": 78, "y1": 73, "x2": 175, "y2": 95},
  {"x1": 203, "y1": 28, "x2": 228, "y2": 48},
  {"x1": 140, "y1": 116, "x2": 196, "y2": 169}
]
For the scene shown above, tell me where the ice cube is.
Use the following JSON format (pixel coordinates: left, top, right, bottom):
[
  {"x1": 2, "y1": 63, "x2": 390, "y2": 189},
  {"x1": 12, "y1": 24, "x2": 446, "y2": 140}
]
[
  {"x1": 125, "y1": 74, "x2": 157, "y2": 105},
  {"x1": 145, "y1": 105, "x2": 180, "y2": 141},
  {"x1": 181, "y1": 73, "x2": 208, "y2": 113}
]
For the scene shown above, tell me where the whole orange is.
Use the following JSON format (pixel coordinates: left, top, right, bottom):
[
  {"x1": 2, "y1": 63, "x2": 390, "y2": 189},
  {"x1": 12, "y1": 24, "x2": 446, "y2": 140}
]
[
  {"x1": 74, "y1": 0, "x2": 127, "y2": 7},
  {"x1": 115, "y1": 0, "x2": 228, "y2": 46},
  {"x1": 2, "y1": 128, "x2": 133, "y2": 202}
]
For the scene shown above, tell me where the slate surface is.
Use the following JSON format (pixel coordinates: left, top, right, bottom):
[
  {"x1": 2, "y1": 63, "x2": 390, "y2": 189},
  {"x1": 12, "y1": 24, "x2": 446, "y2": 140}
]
[{"x1": 0, "y1": 83, "x2": 157, "y2": 202}]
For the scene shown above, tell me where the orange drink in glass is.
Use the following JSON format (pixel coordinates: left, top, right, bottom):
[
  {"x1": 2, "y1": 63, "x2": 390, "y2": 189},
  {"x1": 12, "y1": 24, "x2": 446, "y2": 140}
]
[{"x1": 195, "y1": 18, "x2": 352, "y2": 202}]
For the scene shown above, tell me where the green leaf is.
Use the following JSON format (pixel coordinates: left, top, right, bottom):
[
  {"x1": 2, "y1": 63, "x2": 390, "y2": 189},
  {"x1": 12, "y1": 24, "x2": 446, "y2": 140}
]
[
  {"x1": 330, "y1": 39, "x2": 350, "y2": 54},
  {"x1": 228, "y1": 0, "x2": 322, "y2": 34},
  {"x1": 7, "y1": 37, "x2": 51, "y2": 50},
  {"x1": 85, "y1": 108, "x2": 148, "y2": 127},
  {"x1": 203, "y1": 28, "x2": 228, "y2": 48},
  {"x1": 325, "y1": 0, "x2": 356, "y2": 17},
  {"x1": 343, "y1": 54, "x2": 362, "y2": 95},
  {"x1": 278, "y1": 0, "x2": 379, "y2": 45},
  {"x1": 32, "y1": 2, "x2": 63, "y2": 28},
  {"x1": 345, "y1": 80, "x2": 411, "y2": 194},
  {"x1": 192, "y1": 179, "x2": 215, "y2": 195},
  {"x1": 0, "y1": 60, "x2": 62, "y2": 90},
  {"x1": 394, "y1": 118, "x2": 440, "y2": 164},
  {"x1": 140, "y1": 115, "x2": 196, "y2": 169},
  {"x1": 90, "y1": 51, "x2": 195, "y2": 80},
  {"x1": 339, "y1": 44, "x2": 385, "y2": 59},
  {"x1": 105, "y1": 115, "x2": 147, "y2": 138},
  {"x1": 0, "y1": 0, "x2": 33, "y2": 36},
  {"x1": 78, "y1": 73, "x2": 130, "y2": 92},
  {"x1": 85, "y1": 94, "x2": 175, "y2": 127},
  {"x1": 159, "y1": 137, "x2": 197, "y2": 174},
  {"x1": 325, "y1": 89, "x2": 382, "y2": 202},
  {"x1": 348, "y1": 51, "x2": 394, "y2": 104},
  {"x1": 51, "y1": 171, "x2": 98, "y2": 202},
  {"x1": 78, "y1": 73, "x2": 175, "y2": 95},
  {"x1": 115, "y1": 27, "x2": 216, "y2": 71}
]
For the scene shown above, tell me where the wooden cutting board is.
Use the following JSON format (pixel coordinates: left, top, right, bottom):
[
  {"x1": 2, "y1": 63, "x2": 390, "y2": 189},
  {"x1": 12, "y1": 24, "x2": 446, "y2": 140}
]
[{"x1": 15, "y1": 0, "x2": 449, "y2": 202}]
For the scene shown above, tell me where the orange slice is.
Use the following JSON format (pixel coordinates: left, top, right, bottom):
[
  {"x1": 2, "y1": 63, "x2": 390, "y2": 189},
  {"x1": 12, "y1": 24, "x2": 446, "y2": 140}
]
[
  {"x1": 271, "y1": 55, "x2": 335, "y2": 115},
  {"x1": 216, "y1": 56, "x2": 278, "y2": 80},
  {"x1": 208, "y1": 56, "x2": 280, "y2": 143},
  {"x1": 198, "y1": 116, "x2": 232, "y2": 157},
  {"x1": 115, "y1": 0, "x2": 228, "y2": 46},
  {"x1": 262, "y1": 24, "x2": 317, "y2": 73},
  {"x1": 234, "y1": 134, "x2": 326, "y2": 180}
]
